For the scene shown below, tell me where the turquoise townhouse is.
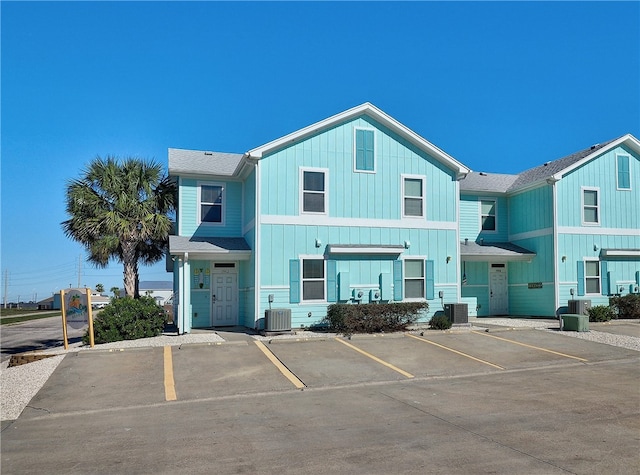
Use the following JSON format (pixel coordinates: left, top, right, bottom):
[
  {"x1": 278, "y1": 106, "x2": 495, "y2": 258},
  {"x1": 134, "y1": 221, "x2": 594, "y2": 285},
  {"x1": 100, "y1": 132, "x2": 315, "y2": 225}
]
[{"x1": 167, "y1": 103, "x2": 639, "y2": 332}]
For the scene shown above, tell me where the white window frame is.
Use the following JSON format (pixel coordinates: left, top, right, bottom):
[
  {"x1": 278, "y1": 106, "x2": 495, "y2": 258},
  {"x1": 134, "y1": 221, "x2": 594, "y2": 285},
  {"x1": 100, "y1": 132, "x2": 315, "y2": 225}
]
[
  {"x1": 401, "y1": 174, "x2": 426, "y2": 219},
  {"x1": 581, "y1": 186, "x2": 600, "y2": 226},
  {"x1": 616, "y1": 153, "x2": 631, "y2": 190},
  {"x1": 584, "y1": 258, "x2": 601, "y2": 295},
  {"x1": 403, "y1": 257, "x2": 426, "y2": 301},
  {"x1": 301, "y1": 257, "x2": 326, "y2": 303},
  {"x1": 479, "y1": 198, "x2": 497, "y2": 233},
  {"x1": 353, "y1": 127, "x2": 376, "y2": 174},
  {"x1": 299, "y1": 167, "x2": 329, "y2": 215},
  {"x1": 198, "y1": 181, "x2": 225, "y2": 226}
]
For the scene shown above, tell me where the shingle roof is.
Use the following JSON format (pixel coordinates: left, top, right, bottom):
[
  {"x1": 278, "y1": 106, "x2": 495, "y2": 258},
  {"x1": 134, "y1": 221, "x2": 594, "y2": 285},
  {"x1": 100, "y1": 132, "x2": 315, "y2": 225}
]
[
  {"x1": 168, "y1": 148, "x2": 244, "y2": 176},
  {"x1": 459, "y1": 172, "x2": 519, "y2": 193},
  {"x1": 169, "y1": 236, "x2": 251, "y2": 254},
  {"x1": 460, "y1": 241, "x2": 536, "y2": 262},
  {"x1": 506, "y1": 139, "x2": 617, "y2": 191}
]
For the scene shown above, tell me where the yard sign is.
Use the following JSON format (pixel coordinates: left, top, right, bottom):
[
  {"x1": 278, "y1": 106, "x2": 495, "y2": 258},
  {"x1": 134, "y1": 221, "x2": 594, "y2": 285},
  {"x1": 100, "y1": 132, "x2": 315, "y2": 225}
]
[{"x1": 60, "y1": 288, "x2": 95, "y2": 349}]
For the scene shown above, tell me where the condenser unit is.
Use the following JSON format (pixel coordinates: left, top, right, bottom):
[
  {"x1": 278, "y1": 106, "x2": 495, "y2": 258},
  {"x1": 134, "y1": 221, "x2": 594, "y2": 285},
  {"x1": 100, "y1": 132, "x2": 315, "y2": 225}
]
[
  {"x1": 370, "y1": 289, "x2": 381, "y2": 302},
  {"x1": 568, "y1": 299, "x2": 591, "y2": 315},
  {"x1": 444, "y1": 303, "x2": 469, "y2": 324},
  {"x1": 353, "y1": 289, "x2": 365, "y2": 301},
  {"x1": 264, "y1": 309, "x2": 292, "y2": 332}
]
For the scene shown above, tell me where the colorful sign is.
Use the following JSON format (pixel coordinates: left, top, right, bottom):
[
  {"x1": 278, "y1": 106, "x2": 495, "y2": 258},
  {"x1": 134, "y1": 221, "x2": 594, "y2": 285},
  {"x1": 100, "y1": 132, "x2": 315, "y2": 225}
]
[{"x1": 61, "y1": 288, "x2": 95, "y2": 349}]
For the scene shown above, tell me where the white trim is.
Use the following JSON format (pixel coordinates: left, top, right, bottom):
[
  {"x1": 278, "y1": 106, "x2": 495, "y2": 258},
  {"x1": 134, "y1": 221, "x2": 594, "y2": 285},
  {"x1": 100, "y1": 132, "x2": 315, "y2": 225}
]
[
  {"x1": 551, "y1": 179, "x2": 560, "y2": 315},
  {"x1": 254, "y1": 160, "x2": 262, "y2": 325},
  {"x1": 557, "y1": 226, "x2": 639, "y2": 236},
  {"x1": 402, "y1": 256, "x2": 427, "y2": 301},
  {"x1": 581, "y1": 186, "x2": 600, "y2": 226},
  {"x1": 616, "y1": 153, "x2": 632, "y2": 191},
  {"x1": 197, "y1": 181, "x2": 226, "y2": 226},
  {"x1": 245, "y1": 102, "x2": 470, "y2": 175},
  {"x1": 300, "y1": 257, "x2": 327, "y2": 303},
  {"x1": 261, "y1": 214, "x2": 457, "y2": 230},
  {"x1": 583, "y1": 257, "x2": 601, "y2": 296},
  {"x1": 401, "y1": 174, "x2": 426, "y2": 219},
  {"x1": 489, "y1": 263, "x2": 509, "y2": 315},
  {"x1": 299, "y1": 167, "x2": 329, "y2": 215},
  {"x1": 242, "y1": 218, "x2": 255, "y2": 236},
  {"x1": 178, "y1": 177, "x2": 184, "y2": 236},
  {"x1": 353, "y1": 127, "x2": 376, "y2": 174},
  {"x1": 327, "y1": 245, "x2": 404, "y2": 255},
  {"x1": 261, "y1": 285, "x2": 290, "y2": 290},
  {"x1": 479, "y1": 198, "x2": 497, "y2": 233},
  {"x1": 600, "y1": 249, "x2": 640, "y2": 258},
  {"x1": 455, "y1": 179, "x2": 461, "y2": 302},
  {"x1": 508, "y1": 282, "x2": 555, "y2": 287}
]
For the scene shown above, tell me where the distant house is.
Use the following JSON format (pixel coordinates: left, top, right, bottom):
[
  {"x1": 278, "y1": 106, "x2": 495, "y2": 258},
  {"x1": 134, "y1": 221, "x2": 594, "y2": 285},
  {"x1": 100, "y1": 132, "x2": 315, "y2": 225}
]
[
  {"x1": 118, "y1": 281, "x2": 173, "y2": 306},
  {"x1": 167, "y1": 103, "x2": 639, "y2": 333}
]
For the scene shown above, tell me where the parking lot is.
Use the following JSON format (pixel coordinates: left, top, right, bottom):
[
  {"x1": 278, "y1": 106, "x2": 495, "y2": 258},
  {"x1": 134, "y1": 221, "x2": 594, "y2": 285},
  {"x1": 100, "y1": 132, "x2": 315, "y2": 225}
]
[{"x1": 2, "y1": 325, "x2": 639, "y2": 474}]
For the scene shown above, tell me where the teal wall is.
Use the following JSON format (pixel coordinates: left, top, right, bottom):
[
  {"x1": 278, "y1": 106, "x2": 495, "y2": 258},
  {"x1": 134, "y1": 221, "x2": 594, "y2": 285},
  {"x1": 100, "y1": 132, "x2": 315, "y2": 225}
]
[
  {"x1": 189, "y1": 260, "x2": 211, "y2": 328},
  {"x1": 557, "y1": 146, "x2": 640, "y2": 229},
  {"x1": 258, "y1": 116, "x2": 458, "y2": 222},
  {"x1": 461, "y1": 261, "x2": 489, "y2": 316},
  {"x1": 460, "y1": 194, "x2": 509, "y2": 242},
  {"x1": 179, "y1": 178, "x2": 244, "y2": 237},
  {"x1": 509, "y1": 185, "x2": 553, "y2": 235}
]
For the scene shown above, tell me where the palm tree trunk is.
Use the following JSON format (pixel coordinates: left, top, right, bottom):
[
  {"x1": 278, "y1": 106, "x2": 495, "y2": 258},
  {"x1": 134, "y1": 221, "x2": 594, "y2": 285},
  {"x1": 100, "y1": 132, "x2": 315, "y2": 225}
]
[{"x1": 122, "y1": 241, "x2": 138, "y2": 298}]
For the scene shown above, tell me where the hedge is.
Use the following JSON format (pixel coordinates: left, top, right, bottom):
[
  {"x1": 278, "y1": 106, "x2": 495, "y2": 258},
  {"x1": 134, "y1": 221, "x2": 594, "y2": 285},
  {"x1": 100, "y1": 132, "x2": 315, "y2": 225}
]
[
  {"x1": 609, "y1": 294, "x2": 640, "y2": 319},
  {"x1": 324, "y1": 302, "x2": 428, "y2": 335}
]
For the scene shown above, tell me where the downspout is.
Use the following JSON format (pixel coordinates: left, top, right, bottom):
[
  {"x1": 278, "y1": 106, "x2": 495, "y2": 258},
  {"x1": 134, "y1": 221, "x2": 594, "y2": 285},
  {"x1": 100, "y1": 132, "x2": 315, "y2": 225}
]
[
  {"x1": 182, "y1": 252, "x2": 191, "y2": 334},
  {"x1": 456, "y1": 171, "x2": 468, "y2": 303},
  {"x1": 253, "y1": 155, "x2": 261, "y2": 330},
  {"x1": 547, "y1": 178, "x2": 560, "y2": 320}
]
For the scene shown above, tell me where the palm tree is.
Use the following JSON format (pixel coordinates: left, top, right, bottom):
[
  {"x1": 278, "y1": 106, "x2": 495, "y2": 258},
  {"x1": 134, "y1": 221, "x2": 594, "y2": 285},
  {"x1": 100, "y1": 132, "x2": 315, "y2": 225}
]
[
  {"x1": 95, "y1": 283, "x2": 105, "y2": 294},
  {"x1": 110, "y1": 286, "x2": 120, "y2": 298},
  {"x1": 62, "y1": 156, "x2": 176, "y2": 298}
]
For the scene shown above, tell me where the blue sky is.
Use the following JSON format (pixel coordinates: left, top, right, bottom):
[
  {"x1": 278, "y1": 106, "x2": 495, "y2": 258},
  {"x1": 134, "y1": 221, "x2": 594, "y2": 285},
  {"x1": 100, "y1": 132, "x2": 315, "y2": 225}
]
[{"x1": 2, "y1": 1, "x2": 639, "y2": 303}]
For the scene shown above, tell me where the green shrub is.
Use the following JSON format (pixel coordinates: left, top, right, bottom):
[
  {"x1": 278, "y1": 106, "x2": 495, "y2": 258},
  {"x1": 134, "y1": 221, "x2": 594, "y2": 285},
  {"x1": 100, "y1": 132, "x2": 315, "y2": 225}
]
[
  {"x1": 429, "y1": 314, "x2": 452, "y2": 330},
  {"x1": 324, "y1": 302, "x2": 428, "y2": 335},
  {"x1": 587, "y1": 305, "x2": 614, "y2": 322},
  {"x1": 84, "y1": 296, "x2": 166, "y2": 344},
  {"x1": 609, "y1": 294, "x2": 640, "y2": 319}
]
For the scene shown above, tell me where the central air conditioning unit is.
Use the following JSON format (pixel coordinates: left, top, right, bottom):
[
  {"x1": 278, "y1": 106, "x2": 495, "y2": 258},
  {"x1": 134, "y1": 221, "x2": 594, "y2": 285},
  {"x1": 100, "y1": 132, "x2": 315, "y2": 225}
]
[
  {"x1": 353, "y1": 289, "x2": 365, "y2": 301},
  {"x1": 264, "y1": 309, "x2": 292, "y2": 332},
  {"x1": 568, "y1": 299, "x2": 591, "y2": 315},
  {"x1": 444, "y1": 303, "x2": 469, "y2": 324},
  {"x1": 370, "y1": 289, "x2": 381, "y2": 302}
]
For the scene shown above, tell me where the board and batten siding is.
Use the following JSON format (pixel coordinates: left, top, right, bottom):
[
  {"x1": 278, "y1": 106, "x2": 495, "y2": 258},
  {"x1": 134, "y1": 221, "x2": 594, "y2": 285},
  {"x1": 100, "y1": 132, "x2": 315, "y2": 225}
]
[
  {"x1": 508, "y1": 185, "x2": 553, "y2": 236},
  {"x1": 459, "y1": 194, "x2": 509, "y2": 242},
  {"x1": 258, "y1": 116, "x2": 458, "y2": 222},
  {"x1": 179, "y1": 178, "x2": 244, "y2": 237},
  {"x1": 556, "y1": 146, "x2": 639, "y2": 229}
]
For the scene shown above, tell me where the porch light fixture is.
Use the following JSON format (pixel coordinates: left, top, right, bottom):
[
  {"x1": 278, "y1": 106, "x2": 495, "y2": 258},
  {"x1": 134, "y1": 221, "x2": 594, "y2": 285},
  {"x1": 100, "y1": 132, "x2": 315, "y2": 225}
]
[
  {"x1": 446, "y1": 256, "x2": 451, "y2": 263},
  {"x1": 404, "y1": 240, "x2": 410, "y2": 249},
  {"x1": 562, "y1": 256, "x2": 566, "y2": 262},
  {"x1": 315, "y1": 238, "x2": 322, "y2": 248}
]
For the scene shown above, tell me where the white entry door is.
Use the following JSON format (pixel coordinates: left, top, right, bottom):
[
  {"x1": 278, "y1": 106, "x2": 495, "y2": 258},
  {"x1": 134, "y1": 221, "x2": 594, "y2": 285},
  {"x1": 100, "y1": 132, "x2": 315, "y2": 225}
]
[
  {"x1": 211, "y1": 271, "x2": 238, "y2": 327},
  {"x1": 489, "y1": 264, "x2": 508, "y2": 315}
]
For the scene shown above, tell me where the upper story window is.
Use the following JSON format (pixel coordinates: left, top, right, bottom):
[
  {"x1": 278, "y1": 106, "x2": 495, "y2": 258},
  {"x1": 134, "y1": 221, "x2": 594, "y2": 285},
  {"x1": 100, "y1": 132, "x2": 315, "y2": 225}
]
[
  {"x1": 584, "y1": 260, "x2": 601, "y2": 294},
  {"x1": 480, "y1": 200, "x2": 496, "y2": 231},
  {"x1": 402, "y1": 175, "x2": 425, "y2": 218},
  {"x1": 302, "y1": 258, "x2": 325, "y2": 301},
  {"x1": 301, "y1": 168, "x2": 327, "y2": 214},
  {"x1": 404, "y1": 259, "x2": 425, "y2": 299},
  {"x1": 617, "y1": 154, "x2": 631, "y2": 190},
  {"x1": 582, "y1": 187, "x2": 599, "y2": 225},
  {"x1": 200, "y1": 183, "x2": 224, "y2": 224},
  {"x1": 354, "y1": 128, "x2": 375, "y2": 172}
]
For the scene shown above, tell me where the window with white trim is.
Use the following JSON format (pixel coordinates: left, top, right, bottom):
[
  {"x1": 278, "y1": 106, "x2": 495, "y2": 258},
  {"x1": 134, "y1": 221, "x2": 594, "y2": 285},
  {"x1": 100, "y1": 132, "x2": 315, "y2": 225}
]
[
  {"x1": 585, "y1": 260, "x2": 601, "y2": 294},
  {"x1": 302, "y1": 259, "x2": 325, "y2": 301},
  {"x1": 404, "y1": 259, "x2": 425, "y2": 299},
  {"x1": 200, "y1": 183, "x2": 224, "y2": 224},
  {"x1": 301, "y1": 169, "x2": 327, "y2": 214},
  {"x1": 403, "y1": 176, "x2": 425, "y2": 218},
  {"x1": 354, "y1": 128, "x2": 375, "y2": 172},
  {"x1": 617, "y1": 154, "x2": 631, "y2": 190},
  {"x1": 582, "y1": 188, "x2": 599, "y2": 225},
  {"x1": 481, "y1": 200, "x2": 496, "y2": 231}
]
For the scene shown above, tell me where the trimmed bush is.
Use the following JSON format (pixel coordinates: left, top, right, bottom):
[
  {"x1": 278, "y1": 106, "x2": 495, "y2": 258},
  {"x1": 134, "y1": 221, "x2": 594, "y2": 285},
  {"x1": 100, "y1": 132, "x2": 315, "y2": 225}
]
[
  {"x1": 324, "y1": 302, "x2": 428, "y2": 335},
  {"x1": 587, "y1": 305, "x2": 614, "y2": 322},
  {"x1": 429, "y1": 314, "x2": 452, "y2": 330},
  {"x1": 609, "y1": 294, "x2": 640, "y2": 319},
  {"x1": 84, "y1": 296, "x2": 166, "y2": 344}
]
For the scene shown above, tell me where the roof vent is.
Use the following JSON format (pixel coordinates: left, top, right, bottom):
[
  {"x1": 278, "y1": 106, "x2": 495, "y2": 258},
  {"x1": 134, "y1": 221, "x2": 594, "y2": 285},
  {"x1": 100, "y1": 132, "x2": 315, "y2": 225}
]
[
  {"x1": 590, "y1": 143, "x2": 599, "y2": 150},
  {"x1": 543, "y1": 161, "x2": 551, "y2": 166},
  {"x1": 204, "y1": 152, "x2": 213, "y2": 156},
  {"x1": 479, "y1": 172, "x2": 487, "y2": 176}
]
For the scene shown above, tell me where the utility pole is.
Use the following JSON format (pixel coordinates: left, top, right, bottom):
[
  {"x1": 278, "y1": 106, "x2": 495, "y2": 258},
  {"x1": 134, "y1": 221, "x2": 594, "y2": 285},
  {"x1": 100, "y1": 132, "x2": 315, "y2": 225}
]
[
  {"x1": 3, "y1": 270, "x2": 8, "y2": 309},
  {"x1": 77, "y1": 255, "x2": 82, "y2": 288}
]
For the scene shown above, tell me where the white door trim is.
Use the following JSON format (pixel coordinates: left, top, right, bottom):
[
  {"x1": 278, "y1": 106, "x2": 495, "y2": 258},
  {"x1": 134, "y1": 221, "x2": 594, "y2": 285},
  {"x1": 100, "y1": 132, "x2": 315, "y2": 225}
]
[
  {"x1": 210, "y1": 268, "x2": 238, "y2": 327},
  {"x1": 489, "y1": 263, "x2": 508, "y2": 315}
]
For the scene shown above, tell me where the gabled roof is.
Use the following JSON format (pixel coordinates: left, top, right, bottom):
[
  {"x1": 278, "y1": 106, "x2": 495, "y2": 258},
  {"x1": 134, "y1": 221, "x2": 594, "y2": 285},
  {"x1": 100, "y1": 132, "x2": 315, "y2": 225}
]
[
  {"x1": 508, "y1": 134, "x2": 640, "y2": 192},
  {"x1": 246, "y1": 102, "x2": 470, "y2": 177},
  {"x1": 168, "y1": 148, "x2": 244, "y2": 177}
]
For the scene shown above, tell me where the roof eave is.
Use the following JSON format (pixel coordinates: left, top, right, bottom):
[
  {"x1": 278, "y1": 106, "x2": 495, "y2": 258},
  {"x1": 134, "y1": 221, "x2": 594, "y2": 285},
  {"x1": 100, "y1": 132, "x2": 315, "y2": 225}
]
[{"x1": 246, "y1": 103, "x2": 470, "y2": 175}]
